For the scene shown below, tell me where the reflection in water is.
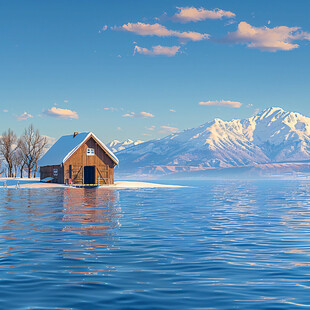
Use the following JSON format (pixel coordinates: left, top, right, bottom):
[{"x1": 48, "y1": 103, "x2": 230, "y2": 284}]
[
  {"x1": 1, "y1": 181, "x2": 310, "y2": 309},
  {"x1": 0, "y1": 188, "x2": 121, "y2": 282},
  {"x1": 63, "y1": 188, "x2": 120, "y2": 234},
  {"x1": 61, "y1": 188, "x2": 121, "y2": 265}
]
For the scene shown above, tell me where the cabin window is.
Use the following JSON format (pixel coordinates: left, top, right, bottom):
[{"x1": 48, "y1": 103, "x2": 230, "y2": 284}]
[{"x1": 87, "y1": 148, "x2": 95, "y2": 156}]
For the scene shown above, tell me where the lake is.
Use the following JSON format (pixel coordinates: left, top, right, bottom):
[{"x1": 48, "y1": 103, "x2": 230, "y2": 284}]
[{"x1": 0, "y1": 180, "x2": 310, "y2": 309}]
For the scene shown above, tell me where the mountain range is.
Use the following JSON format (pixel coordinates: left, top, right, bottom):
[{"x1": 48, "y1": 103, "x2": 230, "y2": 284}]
[
  {"x1": 108, "y1": 139, "x2": 144, "y2": 153},
  {"x1": 112, "y1": 107, "x2": 310, "y2": 177}
]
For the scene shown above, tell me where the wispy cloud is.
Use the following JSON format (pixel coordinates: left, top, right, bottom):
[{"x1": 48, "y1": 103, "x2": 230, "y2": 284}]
[
  {"x1": 104, "y1": 107, "x2": 118, "y2": 111},
  {"x1": 134, "y1": 45, "x2": 180, "y2": 56},
  {"x1": 169, "y1": 109, "x2": 176, "y2": 112},
  {"x1": 159, "y1": 126, "x2": 179, "y2": 134},
  {"x1": 98, "y1": 25, "x2": 108, "y2": 34},
  {"x1": 146, "y1": 126, "x2": 156, "y2": 131},
  {"x1": 43, "y1": 107, "x2": 78, "y2": 119},
  {"x1": 3, "y1": 109, "x2": 8, "y2": 113},
  {"x1": 16, "y1": 112, "x2": 33, "y2": 121},
  {"x1": 224, "y1": 21, "x2": 310, "y2": 51},
  {"x1": 116, "y1": 22, "x2": 209, "y2": 41},
  {"x1": 123, "y1": 111, "x2": 155, "y2": 118},
  {"x1": 199, "y1": 100, "x2": 242, "y2": 108},
  {"x1": 172, "y1": 7, "x2": 235, "y2": 23},
  {"x1": 225, "y1": 19, "x2": 236, "y2": 26}
]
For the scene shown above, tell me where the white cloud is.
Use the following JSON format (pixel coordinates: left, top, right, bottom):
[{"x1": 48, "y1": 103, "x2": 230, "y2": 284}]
[
  {"x1": 16, "y1": 112, "x2": 33, "y2": 121},
  {"x1": 159, "y1": 126, "x2": 179, "y2": 134},
  {"x1": 140, "y1": 112, "x2": 155, "y2": 118},
  {"x1": 3, "y1": 109, "x2": 8, "y2": 113},
  {"x1": 199, "y1": 100, "x2": 242, "y2": 108},
  {"x1": 122, "y1": 111, "x2": 155, "y2": 118},
  {"x1": 64, "y1": 100, "x2": 69, "y2": 103},
  {"x1": 225, "y1": 21, "x2": 310, "y2": 51},
  {"x1": 172, "y1": 7, "x2": 235, "y2": 23},
  {"x1": 44, "y1": 107, "x2": 78, "y2": 119},
  {"x1": 169, "y1": 109, "x2": 176, "y2": 112},
  {"x1": 116, "y1": 22, "x2": 209, "y2": 41},
  {"x1": 225, "y1": 19, "x2": 236, "y2": 26},
  {"x1": 99, "y1": 25, "x2": 108, "y2": 34},
  {"x1": 104, "y1": 107, "x2": 118, "y2": 111},
  {"x1": 134, "y1": 45, "x2": 180, "y2": 57},
  {"x1": 146, "y1": 126, "x2": 156, "y2": 131}
]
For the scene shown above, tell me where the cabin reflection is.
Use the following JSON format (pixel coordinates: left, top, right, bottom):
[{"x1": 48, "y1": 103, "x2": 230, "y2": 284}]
[
  {"x1": 62, "y1": 188, "x2": 121, "y2": 235},
  {"x1": 61, "y1": 188, "x2": 121, "y2": 268}
]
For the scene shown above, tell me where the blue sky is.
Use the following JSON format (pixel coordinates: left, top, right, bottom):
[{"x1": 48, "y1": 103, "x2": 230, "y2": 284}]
[{"x1": 0, "y1": 0, "x2": 309, "y2": 143}]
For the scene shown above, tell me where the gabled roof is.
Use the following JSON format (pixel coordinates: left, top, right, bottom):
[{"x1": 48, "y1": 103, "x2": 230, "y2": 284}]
[{"x1": 38, "y1": 132, "x2": 119, "y2": 167}]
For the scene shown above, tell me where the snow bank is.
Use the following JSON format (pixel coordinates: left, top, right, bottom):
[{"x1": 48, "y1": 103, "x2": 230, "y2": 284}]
[
  {"x1": 0, "y1": 178, "x2": 181, "y2": 189},
  {"x1": 112, "y1": 181, "x2": 181, "y2": 188}
]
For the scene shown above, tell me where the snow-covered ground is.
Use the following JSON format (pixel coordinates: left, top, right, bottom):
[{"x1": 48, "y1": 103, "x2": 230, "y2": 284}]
[
  {"x1": 112, "y1": 181, "x2": 180, "y2": 188},
  {"x1": 0, "y1": 178, "x2": 181, "y2": 189}
]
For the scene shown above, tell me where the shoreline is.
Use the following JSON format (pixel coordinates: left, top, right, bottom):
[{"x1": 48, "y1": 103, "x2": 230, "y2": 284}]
[{"x1": 0, "y1": 178, "x2": 182, "y2": 189}]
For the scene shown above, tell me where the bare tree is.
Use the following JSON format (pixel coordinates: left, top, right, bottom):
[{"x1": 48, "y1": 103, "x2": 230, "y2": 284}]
[
  {"x1": 12, "y1": 147, "x2": 26, "y2": 178},
  {"x1": 19, "y1": 125, "x2": 48, "y2": 178},
  {"x1": 0, "y1": 159, "x2": 4, "y2": 177},
  {"x1": 0, "y1": 129, "x2": 17, "y2": 177}
]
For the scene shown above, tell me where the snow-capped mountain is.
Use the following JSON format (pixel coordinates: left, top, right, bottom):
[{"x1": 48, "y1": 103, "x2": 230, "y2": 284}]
[
  {"x1": 115, "y1": 107, "x2": 310, "y2": 175},
  {"x1": 108, "y1": 139, "x2": 144, "y2": 153}
]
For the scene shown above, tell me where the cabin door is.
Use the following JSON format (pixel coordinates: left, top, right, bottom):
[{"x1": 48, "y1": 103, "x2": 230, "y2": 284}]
[{"x1": 84, "y1": 166, "x2": 95, "y2": 185}]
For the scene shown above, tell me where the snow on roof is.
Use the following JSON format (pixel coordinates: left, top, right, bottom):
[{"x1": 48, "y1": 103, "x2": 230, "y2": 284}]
[{"x1": 38, "y1": 132, "x2": 119, "y2": 167}]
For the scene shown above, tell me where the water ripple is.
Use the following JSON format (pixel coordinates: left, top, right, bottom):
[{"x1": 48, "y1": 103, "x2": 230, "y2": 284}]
[{"x1": 0, "y1": 181, "x2": 310, "y2": 309}]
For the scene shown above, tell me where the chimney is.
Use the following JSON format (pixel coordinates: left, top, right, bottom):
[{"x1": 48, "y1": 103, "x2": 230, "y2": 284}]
[{"x1": 73, "y1": 132, "x2": 79, "y2": 138}]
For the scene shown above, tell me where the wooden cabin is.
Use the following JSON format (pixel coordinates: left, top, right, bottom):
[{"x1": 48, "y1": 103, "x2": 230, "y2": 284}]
[{"x1": 39, "y1": 132, "x2": 119, "y2": 185}]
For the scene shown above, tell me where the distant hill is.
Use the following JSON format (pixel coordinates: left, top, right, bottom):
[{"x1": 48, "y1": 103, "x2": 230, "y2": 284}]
[
  {"x1": 115, "y1": 107, "x2": 310, "y2": 177},
  {"x1": 159, "y1": 161, "x2": 310, "y2": 180}
]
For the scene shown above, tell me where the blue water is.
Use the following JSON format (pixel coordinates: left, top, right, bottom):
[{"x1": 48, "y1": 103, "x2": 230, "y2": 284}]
[{"x1": 1, "y1": 180, "x2": 310, "y2": 309}]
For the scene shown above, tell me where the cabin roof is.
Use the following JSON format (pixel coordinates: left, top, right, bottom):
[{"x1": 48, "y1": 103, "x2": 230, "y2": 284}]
[{"x1": 38, "y1": 132, "x2": 119, "y2": 167}]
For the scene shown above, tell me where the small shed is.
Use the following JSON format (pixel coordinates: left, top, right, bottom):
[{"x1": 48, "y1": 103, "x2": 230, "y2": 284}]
[{"x1": 39, "y1": 132, "x2": 119, "y2": 185}]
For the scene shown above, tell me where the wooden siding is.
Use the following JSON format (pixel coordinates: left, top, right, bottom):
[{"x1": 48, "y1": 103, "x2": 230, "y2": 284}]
[
  {"x1": 63, "y1": 136, "x2": 116, "y2": 185},
  {"x1": 40, "y1": 165, "x2": 64, "y2": 183}
]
